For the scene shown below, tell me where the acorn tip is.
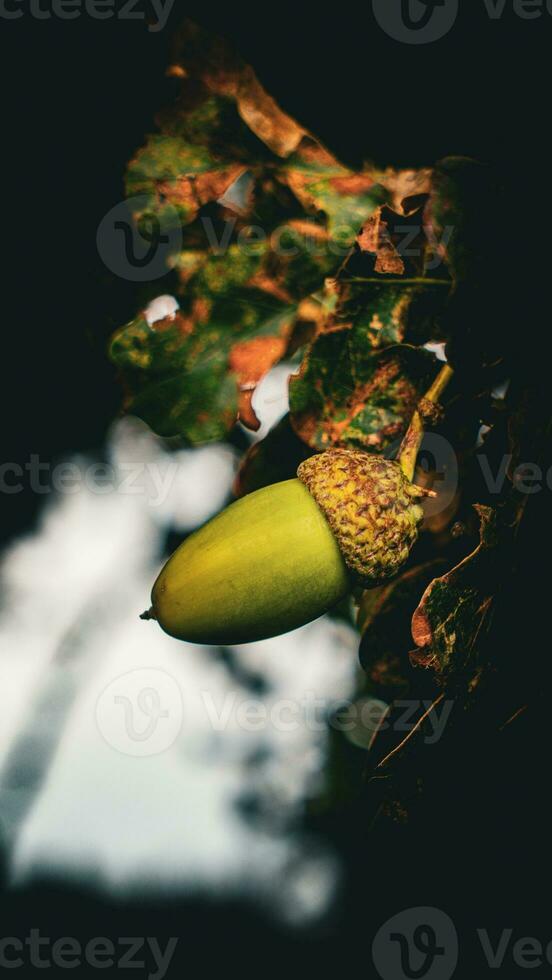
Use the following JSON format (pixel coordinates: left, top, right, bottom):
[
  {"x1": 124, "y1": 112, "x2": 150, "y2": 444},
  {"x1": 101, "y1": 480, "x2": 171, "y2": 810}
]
[{"x1": 140, "y1": 607, "x2": 157, "y2": 621}]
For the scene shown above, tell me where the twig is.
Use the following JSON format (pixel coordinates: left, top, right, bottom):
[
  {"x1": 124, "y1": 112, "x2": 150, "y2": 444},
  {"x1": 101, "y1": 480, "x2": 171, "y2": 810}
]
[
  {"x1": 398, "y1": 364, "x2": 454, "y2": 481},
  {"x1": 499, "y1": 704, "x2": 528, "y2": 731},
  {"x1": 376, "y1": 693, "x2": 446, "y2": 769}
]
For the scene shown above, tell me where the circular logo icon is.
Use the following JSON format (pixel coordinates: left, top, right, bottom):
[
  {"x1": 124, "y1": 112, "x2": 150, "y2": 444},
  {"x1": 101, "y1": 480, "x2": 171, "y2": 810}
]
[
  {"x1": 97, "y1": 194, "x2": 183, "y2": 281},
  {"x1": 96, "y1": 668, "x2": 184, "y2": 757},
  {"x1": 372, "y1": 907, "x2": 458, "y2": 980},
  {"x1": 372, "y1": 0, "x2": 458, "y2": 45},
  {"x1": 383, "y1": 430, "x2": 459, "y2": 523},
  {"x1": 416, "y1": 432, "x2": 459, "y2": 521}
]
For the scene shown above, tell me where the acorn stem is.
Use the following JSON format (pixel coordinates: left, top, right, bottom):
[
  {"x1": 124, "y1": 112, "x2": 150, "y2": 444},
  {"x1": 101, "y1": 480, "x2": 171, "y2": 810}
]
[
  {"x1": 398, "y1": 363, "x2": 454, "y2": 482},
  {"x1": 140, "y1": 607, "x2": 157, "y2": 621}
]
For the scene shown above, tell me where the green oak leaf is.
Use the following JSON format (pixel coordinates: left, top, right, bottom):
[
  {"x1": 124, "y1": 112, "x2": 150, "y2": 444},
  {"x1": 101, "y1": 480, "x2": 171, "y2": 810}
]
[
  {"x1": 335, "y1": 277, "x2": 450, "y2": 347},
  {"x1": 109, "y1": 292, "x2": 297, "y2": 444},
  {"x1": 126, "y1": 134, "x2": 247, "y2": 228},
  {"x1": 190, "y1": 243, "x2": 266, "y2": 296},
  {"x1": 251, "y1": 221, "x2": 337, "y2": 301},
  {"x1": 112, "y1": 22, "x2": 443, "y2": 453},
  {"x1": 278, "y1": 142, "x2": 388, "y2": 247},
  {"x1": 289, "y1": 281, "x2": 441, "y2": 452},
  {"x1": 156, "y1": 94, "x2": 271, "y2": 165}
]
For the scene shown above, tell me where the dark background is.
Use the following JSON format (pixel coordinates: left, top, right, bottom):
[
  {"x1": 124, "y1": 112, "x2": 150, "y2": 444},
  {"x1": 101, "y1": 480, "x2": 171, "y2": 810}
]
[{"x1": 2, "y1": 3, "x2": 551, "y2": 976}]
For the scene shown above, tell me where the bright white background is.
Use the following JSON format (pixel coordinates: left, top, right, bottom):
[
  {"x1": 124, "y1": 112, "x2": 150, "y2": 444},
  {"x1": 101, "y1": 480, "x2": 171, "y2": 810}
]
[{"x1": 0, "y1": 358, "x2": 360, "y2": 926}]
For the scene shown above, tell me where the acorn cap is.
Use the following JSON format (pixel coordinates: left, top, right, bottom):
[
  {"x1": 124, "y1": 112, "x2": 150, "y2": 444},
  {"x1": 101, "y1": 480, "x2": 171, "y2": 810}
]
[{"x1": 297, "y1": 449, "x2": 426, "y2": 587}]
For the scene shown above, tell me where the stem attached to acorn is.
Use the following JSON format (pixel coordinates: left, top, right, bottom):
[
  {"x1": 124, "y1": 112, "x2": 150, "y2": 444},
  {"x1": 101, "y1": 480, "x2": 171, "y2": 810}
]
[
  {"x1": 140, "y1": 607, "x2": 157, "y2": 621},
  {"x1": 398, "y1": 363, "x2": 454, "y2": 482}
]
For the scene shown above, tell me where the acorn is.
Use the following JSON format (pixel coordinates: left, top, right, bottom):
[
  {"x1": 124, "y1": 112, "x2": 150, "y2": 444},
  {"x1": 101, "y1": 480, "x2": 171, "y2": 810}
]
[
  {"x1": 142, "y1": 449, "x2": 433, "y2": 645},
  {"x1": 142, "y1": 366, "x2": 453, "y2": 645}
]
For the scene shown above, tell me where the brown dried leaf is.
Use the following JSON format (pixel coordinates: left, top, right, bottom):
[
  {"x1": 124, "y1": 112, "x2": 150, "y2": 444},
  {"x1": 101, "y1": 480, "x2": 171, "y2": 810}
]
[
  {"x1": 357, "y1": 208, "x2": 405, "y2": 274},
  {"x1": 229, "y1": 335, "x2": 288, "y2": 429},
  {"x1": 357, "y1": 212, "x2": 381, "y2": 254},
  {"x1": 375, "y1": 242, "x2": 405, "y2": 276},
  {"x1": 358, "y1": 561, "x2": 448, "y2": 694},
  {"x1": 378, "y1": 168, "x2": 433, "y2": 215},
  {"x1": 410, "y1": 505, "x2": 500, "y2": 675},
  {"x1": 169, "y1": 20, "x2": 305, "y2": 157}
]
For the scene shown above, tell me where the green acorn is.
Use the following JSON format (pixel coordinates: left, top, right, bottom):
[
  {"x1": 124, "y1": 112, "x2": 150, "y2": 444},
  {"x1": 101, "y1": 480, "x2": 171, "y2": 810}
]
[
  {"x1": 142, "y1": 366, "x2": 452, "y2": 645},
  {"x1": 143, "y1": 451, "x2": 428, "y2": 645}
]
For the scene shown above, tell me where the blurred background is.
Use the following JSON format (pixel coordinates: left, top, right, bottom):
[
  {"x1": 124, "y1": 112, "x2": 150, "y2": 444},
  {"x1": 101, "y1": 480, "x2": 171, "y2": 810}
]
[
  {"x1": 3, "y1": 3, "x2": 552, "y2": 974},
  {"x1": 2, "y1": 8, "x2": 378, "y2": 966},
  {"x1": 0, "y1": 365, "x2": 364, "y2": 926}
]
